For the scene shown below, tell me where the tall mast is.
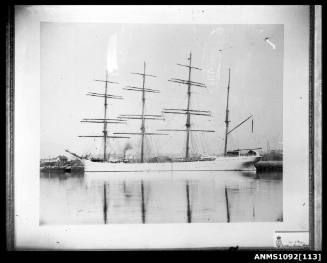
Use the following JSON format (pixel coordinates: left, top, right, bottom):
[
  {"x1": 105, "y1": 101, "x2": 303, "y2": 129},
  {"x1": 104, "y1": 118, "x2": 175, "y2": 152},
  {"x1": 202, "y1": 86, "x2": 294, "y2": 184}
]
[
  {"x1": 79, "y1": 73, "x2": 130, "y2": 161},
  {"x1": 185, "y1": 52, "x2": 192, "y2": 160},
  {"x1": 114, "y1": 62, "x2": 167, "y2": 163},
  {"x1": 140, "y1": 62, "x2": 146, "y2": 163},
  {"x1": 103, "y1": 71, "x2": 109, "y2": 161},
  {"x1": 222, "y1": 69, "x2": 255, "y2": 155},
  {"x1": 161, "y1": 53, "x2": 214, "y2": 161},
  {"x1": 224, "y1": 68, "x2": 231, "y2": 156}
]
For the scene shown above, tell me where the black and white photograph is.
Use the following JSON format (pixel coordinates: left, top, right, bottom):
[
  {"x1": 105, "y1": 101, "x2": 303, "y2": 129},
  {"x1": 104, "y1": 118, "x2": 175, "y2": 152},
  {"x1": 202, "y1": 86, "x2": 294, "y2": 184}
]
[
  {"x1": 40, "y1": 22, "x2": 283, "y2": 225},
  {"x1": 9, "y1": 5, "x2": 321, "y2": 250}
]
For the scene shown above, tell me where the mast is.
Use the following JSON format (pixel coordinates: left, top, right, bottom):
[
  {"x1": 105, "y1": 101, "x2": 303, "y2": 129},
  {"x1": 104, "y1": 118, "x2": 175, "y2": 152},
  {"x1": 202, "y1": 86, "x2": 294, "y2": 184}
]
[
  {"x1": 114, "y1": 62, "x2": 167, "y2": 163},
  {"x1": 140, "y1": 62, "x2": 146, "y2": 163},
  {"x1": 162, "y1": 52, "x2": 214, "y2": 161},
  {"x1": 185, "y1": 52, "x2": 192, "y2": 160},
  {"x1": 223, "y1": 68, "x2": 254, "y2": 155},
  {"x1": 79, "y1": 72, "x2": 130, "y2": 161},
  {"x1": 224, "y1": 68, "x2": 231, "y2": 156},
  {"x1": 103, "y1": 71, "x2": 109, "y2": 161}
]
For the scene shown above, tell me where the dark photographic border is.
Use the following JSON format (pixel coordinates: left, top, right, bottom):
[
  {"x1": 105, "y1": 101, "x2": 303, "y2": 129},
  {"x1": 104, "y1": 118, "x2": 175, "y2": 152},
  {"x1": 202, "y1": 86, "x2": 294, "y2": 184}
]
[{"x1": 6, "y1": 4, "x2": 15, "y2": 251}]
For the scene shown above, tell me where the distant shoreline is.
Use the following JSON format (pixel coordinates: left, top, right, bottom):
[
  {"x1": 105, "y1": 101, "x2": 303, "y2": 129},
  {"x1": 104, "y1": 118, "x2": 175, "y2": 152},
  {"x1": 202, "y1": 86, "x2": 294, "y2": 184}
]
[{"x1": 255, "y1": 161, "x2": 283, "y2": 171}]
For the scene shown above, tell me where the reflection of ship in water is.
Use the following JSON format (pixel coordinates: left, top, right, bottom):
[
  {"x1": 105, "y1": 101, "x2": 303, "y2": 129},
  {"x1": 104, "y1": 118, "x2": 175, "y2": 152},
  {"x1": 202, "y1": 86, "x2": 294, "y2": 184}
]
[
  {"x1": 68, "y1": 52, "x2": 261, "y2": 172},
  {"x1": 80, "y1": 171, "x2": 282, "y2": 224}
]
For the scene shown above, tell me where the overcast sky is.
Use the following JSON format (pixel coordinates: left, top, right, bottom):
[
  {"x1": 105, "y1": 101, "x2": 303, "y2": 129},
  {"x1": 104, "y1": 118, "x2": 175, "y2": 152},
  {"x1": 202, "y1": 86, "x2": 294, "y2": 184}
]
[{"x1": 40, "y1": 23, "x2": 283, "y2": 159}]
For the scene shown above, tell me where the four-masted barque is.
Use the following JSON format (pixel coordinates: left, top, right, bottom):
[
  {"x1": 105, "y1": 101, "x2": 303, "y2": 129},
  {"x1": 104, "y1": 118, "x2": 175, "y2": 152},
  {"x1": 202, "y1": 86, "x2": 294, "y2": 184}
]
[{"x1": 71, "y1": 52, "x2": 261, "y2": 172}]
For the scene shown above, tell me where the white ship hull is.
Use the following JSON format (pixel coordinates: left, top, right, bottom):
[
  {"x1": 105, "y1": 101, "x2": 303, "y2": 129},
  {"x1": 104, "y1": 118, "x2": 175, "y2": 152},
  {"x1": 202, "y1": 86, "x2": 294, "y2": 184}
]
[{"x1": 82, "y1": 154, "x2": 261, "y2": 173}]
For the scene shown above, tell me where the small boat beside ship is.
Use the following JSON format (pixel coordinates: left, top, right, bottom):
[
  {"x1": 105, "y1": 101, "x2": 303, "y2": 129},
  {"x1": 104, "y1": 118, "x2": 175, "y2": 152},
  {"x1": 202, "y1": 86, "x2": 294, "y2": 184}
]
[
  {"x1": 40, "y1": 156, "x2": 83, "y2": 173},
  {"x1": 69, "y1": 52, "x2": 262, "y2": 173}
]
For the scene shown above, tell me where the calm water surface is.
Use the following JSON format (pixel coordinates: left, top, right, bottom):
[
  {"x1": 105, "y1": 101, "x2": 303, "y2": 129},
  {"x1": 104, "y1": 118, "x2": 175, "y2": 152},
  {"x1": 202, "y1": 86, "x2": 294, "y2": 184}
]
[{"x1": 40, "y1": 170, "x2": 282, "y2": 224}]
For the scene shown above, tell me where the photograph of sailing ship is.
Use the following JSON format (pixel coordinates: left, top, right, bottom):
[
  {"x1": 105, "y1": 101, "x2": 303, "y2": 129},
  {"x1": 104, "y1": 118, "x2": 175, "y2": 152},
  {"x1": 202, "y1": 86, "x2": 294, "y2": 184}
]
[{"x1": 40, "y1": 23, "x2": 283, "y2": 224}]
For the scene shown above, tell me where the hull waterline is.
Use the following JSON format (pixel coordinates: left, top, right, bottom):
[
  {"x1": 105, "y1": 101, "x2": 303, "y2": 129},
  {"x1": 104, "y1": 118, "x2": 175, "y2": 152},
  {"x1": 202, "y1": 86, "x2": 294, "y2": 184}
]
[{"x1": 82, "y1": 155, "x2": 262, "y2": 173}]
